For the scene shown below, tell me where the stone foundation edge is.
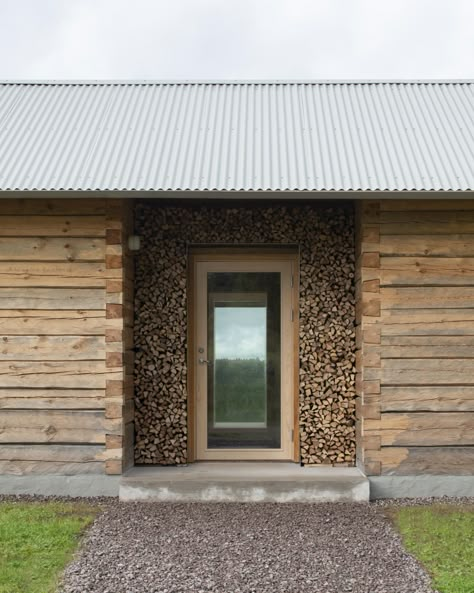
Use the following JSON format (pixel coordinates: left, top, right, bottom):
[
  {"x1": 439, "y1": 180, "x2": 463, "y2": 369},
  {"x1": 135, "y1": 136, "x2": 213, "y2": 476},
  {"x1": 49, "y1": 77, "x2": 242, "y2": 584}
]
[
  {"x1": 2, "y1": 474, "x2": 472, "y2": 500},
  {"x1": 369, "y1": 475, "x2": 474, "y2": 499},
  {"x1": 0, "y1": 475, "x2": 120, "y2": 497}
]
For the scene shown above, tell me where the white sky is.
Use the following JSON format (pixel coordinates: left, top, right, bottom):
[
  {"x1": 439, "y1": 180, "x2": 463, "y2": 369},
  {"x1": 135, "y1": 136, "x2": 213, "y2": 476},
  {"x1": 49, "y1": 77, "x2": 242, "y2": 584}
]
[
  {"x1": 215, "y1": 307, "x2": 266, "y2": 360},
  {"x1": 0, "y1": 0, "x2": 473, "y2": 80}
]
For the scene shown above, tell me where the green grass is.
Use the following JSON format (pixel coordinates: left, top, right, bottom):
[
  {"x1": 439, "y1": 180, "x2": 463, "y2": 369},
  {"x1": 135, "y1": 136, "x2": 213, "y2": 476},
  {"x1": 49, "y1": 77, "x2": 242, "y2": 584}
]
[
  {"x1": 390, "y1": 503, "x2": 474, "y2": 593},
  {"x1": 0, "y1": 500, "x2": 101, "y2": 593}
]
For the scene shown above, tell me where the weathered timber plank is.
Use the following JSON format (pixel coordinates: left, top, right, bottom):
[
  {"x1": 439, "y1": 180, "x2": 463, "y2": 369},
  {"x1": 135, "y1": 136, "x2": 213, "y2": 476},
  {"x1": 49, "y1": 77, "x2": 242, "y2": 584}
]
[
  {"x1": 0, "y1": 216, "x2": 106, "y2": 237},
  {"x1": 123, "y1": 421, "x2": 134, "y2": 470},
  {"x1": 0, "y1": 288, "x2": 105, "y2": 310},
  {"x1": 381, "y1": 211, "x2": 474, "y2": 223},
  {"x1": 0, "y1": 262, "x2": 105, "y2": 287},
  {"x1": 0, "y1": 237, "x2": 105, "y2": 261},
  {"x1": 0, "y1": 443, "x2": 114, "y2": 474},
  {"x1": 381, "y1": 386, "x2": 474, "y2": 412},
  {"x1": 381, "y1": 222, "x2": 474, "y2": 235},
  {"x1": 380, "y1": 309, "x2": 474, "y2": 336},
  {"x1": 381, "y1": 287, "x2": 474, "y2": 309},
  {"x1": 380, "y1": 211, "x2": 474, "y2": 236},
  {"x1": 381, "y1": 321, "x2": 474, "y2": 336},
  {"x1": 0, "y1": 388, "x2": 105, "y2": 409},
  {"x1": 382, "y1": 308, "x2": 474, "y2": 322},
  {"x1": 370, "y1": 368, "x2": 474, "y2": 385},
  {"x1": 381, "y1": 330, "x2": 474, "y2": 356},
  {"x1": 0, "y1": 444, "x2": 111, "y2": 461},
  {"x1": 381, "y1": 257, "x2": 474, "y2": 286},
  {"x1": 0, "y1": 361, "x2": 121, "y2": 388},
  {"x1": 0, "y1": 336, "x2": 105, "y2": 360},
  {"x1": 0, "y1": 310, "x2": 105, "y2": 335},
  {"x1": 105, "y1": 459, "x2": 122, "y2": 474},
  {"x1": 0, "y1": 199, "x2": 106, "y2": 215},
  {"x1": 365, "y1": 412, "x2": 474, "y2": 446},
  {"x1": 380, "y1": 235, "x2": 474, "y2": 257},
  {"x1": 0, "y1": 460, "x2": 105, "y2": 474},
  {"x1": 382, "y1": 344, "x2": 474, "y2": 358},
  {"x1": 381, "y1": 335, "x2": 474, "y2": 346},
  {"x1": 383, "y1": 358, "x2": 474, "y2": 371},
  {"x1": 380, "y1": 200, "x2": 474, "y2": 212},
  {"x1": 377, "y1": 446, "x2": 474, "y2": 475},
  {"x1": 0, "y1": 410, "x2": 121, "y2": 443}
]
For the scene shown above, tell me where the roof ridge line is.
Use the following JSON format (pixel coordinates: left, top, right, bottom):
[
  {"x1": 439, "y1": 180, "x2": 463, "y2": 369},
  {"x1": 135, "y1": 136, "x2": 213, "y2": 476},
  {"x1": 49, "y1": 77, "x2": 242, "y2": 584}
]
[{"x1": 0, "y1": 78, "x2": 473, "y2": 86}]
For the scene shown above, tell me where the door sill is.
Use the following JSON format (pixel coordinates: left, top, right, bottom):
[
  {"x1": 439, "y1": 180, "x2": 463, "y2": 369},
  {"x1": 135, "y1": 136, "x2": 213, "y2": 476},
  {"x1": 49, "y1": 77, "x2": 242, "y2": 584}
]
[
  {"x1": 120, "y1": 463, "x2": 369, "y2": 502},
  {"x1": 197, "y1": 451, "x2": 294, "y2": 462}
]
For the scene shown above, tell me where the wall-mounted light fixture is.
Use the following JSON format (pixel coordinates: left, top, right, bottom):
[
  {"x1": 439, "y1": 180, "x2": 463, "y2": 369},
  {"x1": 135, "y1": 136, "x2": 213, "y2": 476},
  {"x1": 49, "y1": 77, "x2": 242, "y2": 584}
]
[{"x1": 128, "y1": 235, "x2": 141, "y2": 251}]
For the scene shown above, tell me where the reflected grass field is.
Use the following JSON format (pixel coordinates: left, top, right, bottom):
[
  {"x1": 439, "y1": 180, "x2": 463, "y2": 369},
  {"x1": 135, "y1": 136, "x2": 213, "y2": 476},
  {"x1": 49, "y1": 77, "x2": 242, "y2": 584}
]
[{"x1": 214, "y1": 358, "x2": 266, "y2": 423}]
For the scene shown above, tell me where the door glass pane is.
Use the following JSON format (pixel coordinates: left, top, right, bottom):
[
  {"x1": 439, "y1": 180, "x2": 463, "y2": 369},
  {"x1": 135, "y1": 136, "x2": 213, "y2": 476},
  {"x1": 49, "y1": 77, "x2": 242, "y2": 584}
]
[
  {"x1": 207, "y1": 272, "x2": 281, "y2": 449},
  {"x1": 214, "y1": 302, "x2": 267, "y2": 427}
]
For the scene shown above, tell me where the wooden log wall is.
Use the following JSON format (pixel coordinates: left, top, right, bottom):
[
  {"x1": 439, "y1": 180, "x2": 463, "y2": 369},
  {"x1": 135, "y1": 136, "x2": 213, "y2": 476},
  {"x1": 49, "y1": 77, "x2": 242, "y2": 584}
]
[
  {"x1": 134, "y1": 203, "x2": 356, "y2": 466},
  {"x1": 357, "y1": 200, "x2": 474, "y2": 476},
  {"x1": 0, "y1": 199, "x2": 133, "y2": 476},
  {"x1": 105, "y1": 200, "x2": 135, "y2": 473}
]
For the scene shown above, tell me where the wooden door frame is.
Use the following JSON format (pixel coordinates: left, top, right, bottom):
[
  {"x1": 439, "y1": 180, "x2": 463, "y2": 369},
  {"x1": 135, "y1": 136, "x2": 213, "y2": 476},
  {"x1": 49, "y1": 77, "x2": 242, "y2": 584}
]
[{"x1": 187, "y1": 247, "x2": 300, "y2": 462}]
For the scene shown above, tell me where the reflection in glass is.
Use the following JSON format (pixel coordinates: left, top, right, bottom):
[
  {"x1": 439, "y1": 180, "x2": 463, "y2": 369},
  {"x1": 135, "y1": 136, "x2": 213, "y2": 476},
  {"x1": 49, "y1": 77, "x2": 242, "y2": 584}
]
[
  {"x1": 214, "y1": 302, "x2": 266, "y2": 427},
  {"x1": 207, "y1": 272, "x2": 281, "y2": 449}
]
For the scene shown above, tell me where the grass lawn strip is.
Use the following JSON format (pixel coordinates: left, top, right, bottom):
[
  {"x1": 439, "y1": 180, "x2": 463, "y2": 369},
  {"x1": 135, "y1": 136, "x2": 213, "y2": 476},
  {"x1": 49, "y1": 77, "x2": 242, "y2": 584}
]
[
  {"x1": 390, "y1": 503, "x2": 474, "y2": 593},
  {"x1": 0, "y1": 500, "x2": 101, "y2": 593}
]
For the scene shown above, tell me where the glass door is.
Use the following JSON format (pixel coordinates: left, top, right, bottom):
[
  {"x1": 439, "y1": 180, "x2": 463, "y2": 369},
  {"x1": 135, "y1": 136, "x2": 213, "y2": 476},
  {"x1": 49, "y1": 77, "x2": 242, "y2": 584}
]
[{"x1": 194, "y1": 257, "x2": 295, "y2": 460}]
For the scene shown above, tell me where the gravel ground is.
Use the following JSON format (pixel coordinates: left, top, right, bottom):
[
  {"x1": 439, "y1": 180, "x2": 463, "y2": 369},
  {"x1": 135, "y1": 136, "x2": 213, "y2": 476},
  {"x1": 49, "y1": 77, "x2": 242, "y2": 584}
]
[{"x1": 56, "y1": 501, "x2": 440, "y2": 593}]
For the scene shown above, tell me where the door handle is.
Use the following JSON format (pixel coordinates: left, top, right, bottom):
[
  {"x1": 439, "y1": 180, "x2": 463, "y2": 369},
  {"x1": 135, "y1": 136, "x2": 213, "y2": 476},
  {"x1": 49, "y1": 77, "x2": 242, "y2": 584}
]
[{"x1": 198, "y1": 358, "x2": 212, "y2": 365}]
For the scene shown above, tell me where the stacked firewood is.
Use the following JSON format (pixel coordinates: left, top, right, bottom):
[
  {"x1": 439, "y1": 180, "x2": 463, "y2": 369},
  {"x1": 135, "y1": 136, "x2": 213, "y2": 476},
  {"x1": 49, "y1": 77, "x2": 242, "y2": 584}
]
[
  {"x1": 134, "y1": 204, "x2": 356, "y2": 465},
  {"x1": 133, "y1": 225, "x2": 188, "y2": 465}
]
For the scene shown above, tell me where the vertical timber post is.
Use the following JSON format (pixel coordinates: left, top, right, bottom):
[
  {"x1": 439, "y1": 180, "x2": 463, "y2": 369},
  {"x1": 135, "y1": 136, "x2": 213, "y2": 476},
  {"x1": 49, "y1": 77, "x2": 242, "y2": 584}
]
[
  {"x1": 104, "y1": 199, "x2": 135, "y2": 474},
  {"x1": 355, "y1": 200, "x2": 382, "y2": 476}
]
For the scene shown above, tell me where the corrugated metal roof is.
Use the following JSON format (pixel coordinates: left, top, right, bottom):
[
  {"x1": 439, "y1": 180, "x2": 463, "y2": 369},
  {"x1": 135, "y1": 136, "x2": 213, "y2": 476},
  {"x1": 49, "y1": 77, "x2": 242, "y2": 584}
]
[{"x1": 0, "y1": 80, "x2": 472, "y2": 193}]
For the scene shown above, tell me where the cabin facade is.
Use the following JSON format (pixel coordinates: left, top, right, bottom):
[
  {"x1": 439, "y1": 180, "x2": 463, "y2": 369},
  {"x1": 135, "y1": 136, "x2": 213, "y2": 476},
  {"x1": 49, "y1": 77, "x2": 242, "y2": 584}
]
[{"x1": 0, "y1": 81, "x2": 472, "y2": 498}]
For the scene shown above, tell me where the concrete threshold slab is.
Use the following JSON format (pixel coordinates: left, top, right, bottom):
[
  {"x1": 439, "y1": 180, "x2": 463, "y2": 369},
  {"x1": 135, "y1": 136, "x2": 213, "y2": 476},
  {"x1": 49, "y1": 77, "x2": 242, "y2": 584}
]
[{"x1": 120, "y1": 463, "x2": 369, "y2": 503}]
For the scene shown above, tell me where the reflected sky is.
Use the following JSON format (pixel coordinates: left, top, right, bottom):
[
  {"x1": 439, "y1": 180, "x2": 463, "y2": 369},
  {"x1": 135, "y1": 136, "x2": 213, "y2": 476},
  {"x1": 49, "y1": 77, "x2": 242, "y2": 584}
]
[{"x1": 214, "y1": 306, "x2": 266, "y2": 360}]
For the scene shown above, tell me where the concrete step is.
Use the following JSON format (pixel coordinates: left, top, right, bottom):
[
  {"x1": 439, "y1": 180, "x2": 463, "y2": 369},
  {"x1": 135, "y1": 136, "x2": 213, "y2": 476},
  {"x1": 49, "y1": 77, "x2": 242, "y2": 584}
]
[{"x1": 120, "y1": 463, "x2": 369, "y2": 502}]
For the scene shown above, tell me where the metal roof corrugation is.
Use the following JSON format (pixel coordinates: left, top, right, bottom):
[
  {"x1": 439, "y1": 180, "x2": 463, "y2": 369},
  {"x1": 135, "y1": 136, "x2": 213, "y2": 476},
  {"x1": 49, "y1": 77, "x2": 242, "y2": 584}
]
[{"x1": 0, "y1": 81, "x2": 472, "y2": 192}]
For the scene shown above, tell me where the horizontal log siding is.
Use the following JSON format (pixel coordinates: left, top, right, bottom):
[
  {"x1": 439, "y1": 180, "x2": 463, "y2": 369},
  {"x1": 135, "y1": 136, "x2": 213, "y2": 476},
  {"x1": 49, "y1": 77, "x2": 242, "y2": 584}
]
[
  {"x1": 0, "y1": 198, "x2": 128, "y2": 476},
  {"x1": 358, "y1": 200, "x2": 474, "y2": 476}
]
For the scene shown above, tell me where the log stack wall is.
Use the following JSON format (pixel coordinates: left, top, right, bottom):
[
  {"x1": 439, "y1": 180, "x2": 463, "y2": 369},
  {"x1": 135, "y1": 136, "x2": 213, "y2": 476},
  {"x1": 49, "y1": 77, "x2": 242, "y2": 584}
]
[
  {"x1": 0, "y1": 199, "x2": 132, "y2": 475},
  {"x1": 357, "y1": 200, "x2": 474, "y2": 476},
  {"x1": 134, "y1": 203, "x2": 357, "y2": 466}
]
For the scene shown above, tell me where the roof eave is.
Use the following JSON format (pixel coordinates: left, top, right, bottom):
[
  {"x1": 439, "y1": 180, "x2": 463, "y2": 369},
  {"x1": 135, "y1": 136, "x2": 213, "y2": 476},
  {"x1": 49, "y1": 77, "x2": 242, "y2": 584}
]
[{"x1": 0, "y1": 189, "x2": 472, "y2": 199}]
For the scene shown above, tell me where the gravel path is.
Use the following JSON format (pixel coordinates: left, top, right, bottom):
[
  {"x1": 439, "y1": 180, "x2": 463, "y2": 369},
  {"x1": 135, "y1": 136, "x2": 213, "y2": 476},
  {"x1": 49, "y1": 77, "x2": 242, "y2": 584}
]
[{"x1": 60, "y1": 501, "x2": 435, "y2": 593}]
